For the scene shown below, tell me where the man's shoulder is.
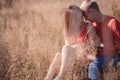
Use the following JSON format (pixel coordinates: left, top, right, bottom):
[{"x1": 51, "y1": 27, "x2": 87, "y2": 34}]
[
  {"x1": 104, "y1": 16, "x2": 119, "y2": 26},
  {"x1": 105, "y1": 16, "x2": 120, "y2": 33},
  {"x1": 105, "y1": 16, "x2": 119, "y2": 23}
]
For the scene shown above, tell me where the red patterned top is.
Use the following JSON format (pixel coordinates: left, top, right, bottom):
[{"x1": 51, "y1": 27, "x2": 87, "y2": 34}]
[{"x1": 69, "y1": 26, "x2": 89, "y2": 45}]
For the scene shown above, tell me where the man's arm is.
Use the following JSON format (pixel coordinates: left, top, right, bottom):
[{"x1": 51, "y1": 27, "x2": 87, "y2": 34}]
[
  {"x1": 102, "y1": 21, "x2": 115, "y2": 57},
  {"x1": 102, "y1": 19, "x2": 118, "y2": 68}
]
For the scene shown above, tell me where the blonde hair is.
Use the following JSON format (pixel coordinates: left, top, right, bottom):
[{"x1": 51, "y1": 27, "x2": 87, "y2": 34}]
[{"x1": 65, "y1": 5, "x2": 83, "y2": 36}]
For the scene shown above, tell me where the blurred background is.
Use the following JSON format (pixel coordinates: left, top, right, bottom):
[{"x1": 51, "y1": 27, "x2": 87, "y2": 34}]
[{"x1": 0, "y1": 0, "x2": 120, "y2": 80}]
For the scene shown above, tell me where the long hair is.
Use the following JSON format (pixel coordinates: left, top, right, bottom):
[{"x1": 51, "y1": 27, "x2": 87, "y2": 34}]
[
  {"x1": 64, "y1": 5, "x2": 83, "y2": 37},
  {"x1": 65, "y1": 7, "x2": 70, "y2": 35}
]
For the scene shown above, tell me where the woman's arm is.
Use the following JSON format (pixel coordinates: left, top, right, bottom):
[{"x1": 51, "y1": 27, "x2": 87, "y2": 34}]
[
  {"x1": 87, "y1": 23, "x2": 101, "y2": 46},
  {"x1": 84, "y1": 24, "x2": 101, "y2": 61}
]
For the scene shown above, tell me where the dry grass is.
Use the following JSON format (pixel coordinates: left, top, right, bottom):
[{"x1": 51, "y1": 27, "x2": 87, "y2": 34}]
[{"x1": 0, "y1": 0, "x2": 120, "y2": 80}]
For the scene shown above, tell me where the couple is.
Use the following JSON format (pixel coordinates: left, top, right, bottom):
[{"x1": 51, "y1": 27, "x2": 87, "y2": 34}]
[{"x1": 45, "y1": 0, "x2": 120, "y2": 80}]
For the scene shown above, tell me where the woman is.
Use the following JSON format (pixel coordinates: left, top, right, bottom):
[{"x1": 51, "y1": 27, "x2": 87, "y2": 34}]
[{"x1": 44, "y1": 5, "x2": 100, "y2": 80}]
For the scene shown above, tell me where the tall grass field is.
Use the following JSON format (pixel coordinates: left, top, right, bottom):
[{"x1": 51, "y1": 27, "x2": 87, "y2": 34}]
[{"x1": 0, "y1": 0, "x2": 120, "y2": 80}]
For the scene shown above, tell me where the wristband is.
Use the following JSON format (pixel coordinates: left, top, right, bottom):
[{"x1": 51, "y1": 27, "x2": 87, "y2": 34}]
[{"x1": 100, "y1": 43, "x2": 104, "y2": 48}]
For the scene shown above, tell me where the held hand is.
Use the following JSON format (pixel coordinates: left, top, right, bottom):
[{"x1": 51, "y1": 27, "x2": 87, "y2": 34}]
[
  {"x1": 86, "y1": 55, "x2": 97, "y2": 61},
  {"x1": 83, "y1": 53, "x2": 97, "y2": 62}
]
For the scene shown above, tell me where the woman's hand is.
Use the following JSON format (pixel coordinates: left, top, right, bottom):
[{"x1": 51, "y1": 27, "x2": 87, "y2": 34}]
[
  {"x1": 86, "y1": 55, "x2": 97, "y2": 61},
  {"x1": 83, "y1": 48, "x2": 97, "y2": 62}
]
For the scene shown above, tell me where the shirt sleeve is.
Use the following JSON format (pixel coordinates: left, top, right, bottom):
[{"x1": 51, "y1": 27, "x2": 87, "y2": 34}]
[{"x1": 109, "y1": 19, "x2": 120, "y2": 40}]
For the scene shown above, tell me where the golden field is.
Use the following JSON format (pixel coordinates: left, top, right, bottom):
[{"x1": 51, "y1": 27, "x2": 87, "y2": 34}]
[{"x1": 0, "y1": 0, "x2": 120, "y2": 80}]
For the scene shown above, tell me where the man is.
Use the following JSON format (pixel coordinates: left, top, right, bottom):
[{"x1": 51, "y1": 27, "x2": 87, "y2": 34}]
[{"x1": 80, "y1": 0, "x2": 120, "y2": 80}]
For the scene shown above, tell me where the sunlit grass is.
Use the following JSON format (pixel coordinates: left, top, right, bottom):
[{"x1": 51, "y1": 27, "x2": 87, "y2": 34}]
[{"x1": 0, "y1": 0, "x2": 120, "y2": 80}]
